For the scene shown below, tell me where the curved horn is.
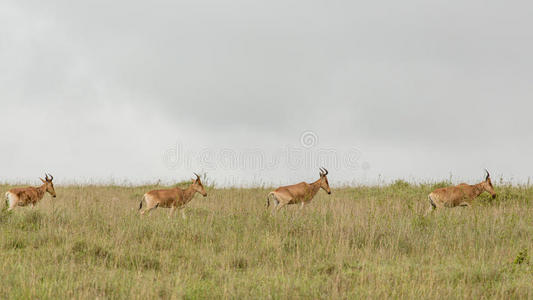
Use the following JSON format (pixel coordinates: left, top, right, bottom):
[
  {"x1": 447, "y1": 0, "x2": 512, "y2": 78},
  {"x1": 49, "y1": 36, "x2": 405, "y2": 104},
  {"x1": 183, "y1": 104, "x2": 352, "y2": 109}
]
[
  {"x1": 44, "y1": 173, "x2": 49, "y2": 181},
  {"x1": 485, "y1": 169, "x2": 490, "y2": 180},
  {"x1": 193, "y1": 172, "x2": 200, "y2": 180},
  {"x1": 319, "y1": 167, "x2": 328, "y2": 176}
]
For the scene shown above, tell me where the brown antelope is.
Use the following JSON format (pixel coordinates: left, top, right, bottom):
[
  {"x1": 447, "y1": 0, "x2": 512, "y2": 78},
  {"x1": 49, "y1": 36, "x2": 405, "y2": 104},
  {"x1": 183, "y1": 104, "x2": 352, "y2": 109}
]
[
  {"x1": 267, "y1": 168, "x2": 331, "y2": 211},
  {"x1": 427, "y1": 170, "x2": 496, "y2": 214},
  {"x1": 4, "y1": 174, "x2": 56, "y2": 211},
  {"x1": 139, "y1": 173, "x2": 207, "y2": 218}
]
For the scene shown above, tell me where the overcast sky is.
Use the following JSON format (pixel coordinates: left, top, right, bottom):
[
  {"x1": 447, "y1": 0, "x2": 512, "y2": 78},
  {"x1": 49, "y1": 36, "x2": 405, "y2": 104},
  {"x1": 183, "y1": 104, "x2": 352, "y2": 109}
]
[{"x1": 1, "y1": 0, "x2": 532, "y2": 186}]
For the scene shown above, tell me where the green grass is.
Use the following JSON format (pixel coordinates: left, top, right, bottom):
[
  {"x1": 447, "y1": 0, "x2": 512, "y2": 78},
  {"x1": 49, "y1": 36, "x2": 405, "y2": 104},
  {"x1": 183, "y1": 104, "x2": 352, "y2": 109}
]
[{"x1": 0, "y1": 183, "x2": 532, "y2": 299}]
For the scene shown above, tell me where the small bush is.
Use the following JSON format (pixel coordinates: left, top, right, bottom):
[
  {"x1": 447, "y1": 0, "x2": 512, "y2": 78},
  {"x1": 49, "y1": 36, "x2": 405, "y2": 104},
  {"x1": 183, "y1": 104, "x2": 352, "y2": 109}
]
[
  {"x1": 4, "y1": 237, "x2": 26, "y2": 250},
  {"x1": 430, "y1": 181, "x2": 452, "y2": 190},
  {"x1": 315, "y1": 263, "x2": 336, "y2": 275},
  {"x1": 282, "y1": 238, "x2": 298, "y2": 253},
  {"x1": 230, "y1": 257, "x2": 248, "y2": 270},
  {"x1": 14, "y1": 211, "x2": 45, "y2": 231},
  {"x1": 91, "y1": 245, "x2": 113, "y2": 261},
  {"x1": 514, "y1": 249, "x2": 529, "y2": 265},
  {"x1": 397, "y1": 236, "x2": 413, "y2": 255},
  {"x1": 116, "y1": 255, "x2": 161, "y2": 271},
  {"x1": 183, "y1": 279, "x2": 220, "y2": 300},
  {"x1": 348, "y1": 232, "x2": 366, "y2": 249},
  {"x1": 71, "y1": 241, "x2": 89, "y2": 255},
  {"x1": 71, "y1": 241, "x2": 113, "y2": 264},
  {"x1": 412, "y1": 215, "x2": 431, "y2": 231},
  {"x1": 391, "y1": 180, "x2": 411, "y2": 189}
]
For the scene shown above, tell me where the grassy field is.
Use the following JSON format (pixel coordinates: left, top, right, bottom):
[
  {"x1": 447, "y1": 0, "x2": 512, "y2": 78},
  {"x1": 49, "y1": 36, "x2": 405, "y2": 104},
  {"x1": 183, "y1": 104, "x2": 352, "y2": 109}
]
[{"x1": 0, "y1": 181, "x2": 532, "y2": 299}]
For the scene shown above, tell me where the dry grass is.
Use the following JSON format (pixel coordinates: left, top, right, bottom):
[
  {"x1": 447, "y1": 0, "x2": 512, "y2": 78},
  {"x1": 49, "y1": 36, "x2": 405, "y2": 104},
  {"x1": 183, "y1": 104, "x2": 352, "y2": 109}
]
[{"x1": 0, "y1": 181, "x2": 532, "y2": 299}]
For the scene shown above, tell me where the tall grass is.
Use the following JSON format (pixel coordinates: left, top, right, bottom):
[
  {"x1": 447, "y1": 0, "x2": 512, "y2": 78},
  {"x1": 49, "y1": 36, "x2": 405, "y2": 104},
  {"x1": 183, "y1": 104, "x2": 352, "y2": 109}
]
[{"x1": 0, "y1": 183, "x2": 532, "y2": 299}]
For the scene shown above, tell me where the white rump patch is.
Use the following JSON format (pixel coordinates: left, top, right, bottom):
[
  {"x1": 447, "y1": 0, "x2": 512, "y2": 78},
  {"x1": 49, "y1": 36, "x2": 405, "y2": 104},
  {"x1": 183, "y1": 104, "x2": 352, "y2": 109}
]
[{"x1": 5, "y1": 192, "x2": 17, "y2": 208}]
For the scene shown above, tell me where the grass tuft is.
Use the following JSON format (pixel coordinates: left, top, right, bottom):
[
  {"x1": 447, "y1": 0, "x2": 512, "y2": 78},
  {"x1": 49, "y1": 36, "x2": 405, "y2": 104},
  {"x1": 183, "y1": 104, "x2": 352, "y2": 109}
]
[{"x1": 514, "y1": 249, "x2": 529, "y2": 265}]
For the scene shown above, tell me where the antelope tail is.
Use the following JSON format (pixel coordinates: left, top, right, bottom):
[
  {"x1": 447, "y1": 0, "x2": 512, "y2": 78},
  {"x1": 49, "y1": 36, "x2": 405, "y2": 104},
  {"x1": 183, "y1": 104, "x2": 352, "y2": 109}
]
[
  {"x1": 266, "y1": 192, "x2": 277, "y2": 208},
  {"x1": 428, "y1": 195, "x2": 436, "y2": 209},
  {"x1": 139, "y1": 194, "x2": 145, "y2": 210},
  {"x1": 266, "y1": 192, "x2": 272, "y2": 207},
  {"x1": 4, "y1": 192, "x2": 9, "y2": 210}
]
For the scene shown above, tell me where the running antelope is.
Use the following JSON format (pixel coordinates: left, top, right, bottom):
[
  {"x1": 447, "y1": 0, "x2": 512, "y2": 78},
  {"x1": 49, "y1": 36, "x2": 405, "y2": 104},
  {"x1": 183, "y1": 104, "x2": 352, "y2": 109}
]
[
  {"x1": 427, "y1": 170, "x2": 496, "y2": 213},
  {"x1": 139, "y1": 173, "x2": 207, "y2": 218},
  {"x1": 267, "y1": 168, "x2": 331, "y2": 211},
  {"x1": 4, "y1": 174, "x2": 56, "y2": 211}
]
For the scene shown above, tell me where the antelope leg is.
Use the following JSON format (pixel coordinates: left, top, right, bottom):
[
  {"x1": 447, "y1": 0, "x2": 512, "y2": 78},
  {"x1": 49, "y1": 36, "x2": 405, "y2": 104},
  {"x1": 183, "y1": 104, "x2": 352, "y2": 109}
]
[
  {"x1": 276, "y1": 202, "x2": 288, "y2": 212},
  {"x1": 169, "y1": 206, "x2": 176, "y2": 218},
  {"x1": 459, "y1": 202, "x2": 471, "y2": 208}
]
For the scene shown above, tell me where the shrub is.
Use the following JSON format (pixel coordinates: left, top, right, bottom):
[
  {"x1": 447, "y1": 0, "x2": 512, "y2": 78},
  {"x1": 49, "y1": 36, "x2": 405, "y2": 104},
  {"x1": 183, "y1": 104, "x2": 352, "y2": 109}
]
[{"x1": 514, "y1": 249, "x2": 529, "y2": 265}]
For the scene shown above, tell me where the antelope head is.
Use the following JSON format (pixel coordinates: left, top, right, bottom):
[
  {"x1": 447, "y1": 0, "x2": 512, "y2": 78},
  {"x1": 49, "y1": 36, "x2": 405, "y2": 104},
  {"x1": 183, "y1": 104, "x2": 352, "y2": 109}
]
[
  {"x1": 40, "y1": 173, "x2": 56, "y2": 198},
  {"x1": 319, "y1": 167, "x2": 331, "y2": 195},
  {"x1": 481, "y1": 169, "x2": 496, "y2": 199},
  {"x1": 191, "y1": 173, "x2": 208, "y2": 197}
]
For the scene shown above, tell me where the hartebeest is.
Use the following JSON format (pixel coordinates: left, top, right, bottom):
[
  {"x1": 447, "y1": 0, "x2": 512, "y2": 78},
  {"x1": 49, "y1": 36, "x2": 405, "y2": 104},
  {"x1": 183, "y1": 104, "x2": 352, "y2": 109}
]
[
  {"x1": 4, "y1": 174, "x2": 56, "y2": 211},
  {"x1": 427, "y1": 170, "x2": 496, "y2": 213},
  {"x1": 267, "y1": 168, "x2": 331, "y2": 211},
  {"x1": 139, "y1": 173, "x2": 207, "y2": 218}
]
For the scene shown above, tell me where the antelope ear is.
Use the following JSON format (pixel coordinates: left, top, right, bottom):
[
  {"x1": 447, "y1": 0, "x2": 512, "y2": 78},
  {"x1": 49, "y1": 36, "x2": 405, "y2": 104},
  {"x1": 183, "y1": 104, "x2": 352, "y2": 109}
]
[{"x1": 40, "y1": 178, "x2": 46, "y2": 183}]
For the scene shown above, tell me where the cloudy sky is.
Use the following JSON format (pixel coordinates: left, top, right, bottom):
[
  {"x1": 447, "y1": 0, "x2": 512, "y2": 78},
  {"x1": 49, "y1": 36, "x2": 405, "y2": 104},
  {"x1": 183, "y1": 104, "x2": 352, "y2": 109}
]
[{"x1": 1, "y1": 0, "x2": 532, "y2": 186}]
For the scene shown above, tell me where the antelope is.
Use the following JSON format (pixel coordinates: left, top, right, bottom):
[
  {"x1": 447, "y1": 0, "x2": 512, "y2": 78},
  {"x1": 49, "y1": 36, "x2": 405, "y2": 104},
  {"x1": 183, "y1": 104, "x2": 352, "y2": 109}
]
[
  {"x1": 139, "y1": 173, "x2": 207, "y2": 218},
  {"x1": 4, "y1": 174, "x2": 56, "y2": 211},
  {"x1": 266, "y1": 168, "x2": 331, "y2": 211},
  {"x1": 427, "y1": 170, "x2": 496, "y2": 214}
]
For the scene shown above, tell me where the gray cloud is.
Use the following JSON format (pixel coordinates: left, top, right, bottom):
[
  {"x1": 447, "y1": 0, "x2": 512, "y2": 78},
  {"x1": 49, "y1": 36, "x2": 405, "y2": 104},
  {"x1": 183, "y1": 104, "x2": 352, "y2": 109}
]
[{"x1": 1, "y1": 0, "x2": 532, "y2": 185}]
